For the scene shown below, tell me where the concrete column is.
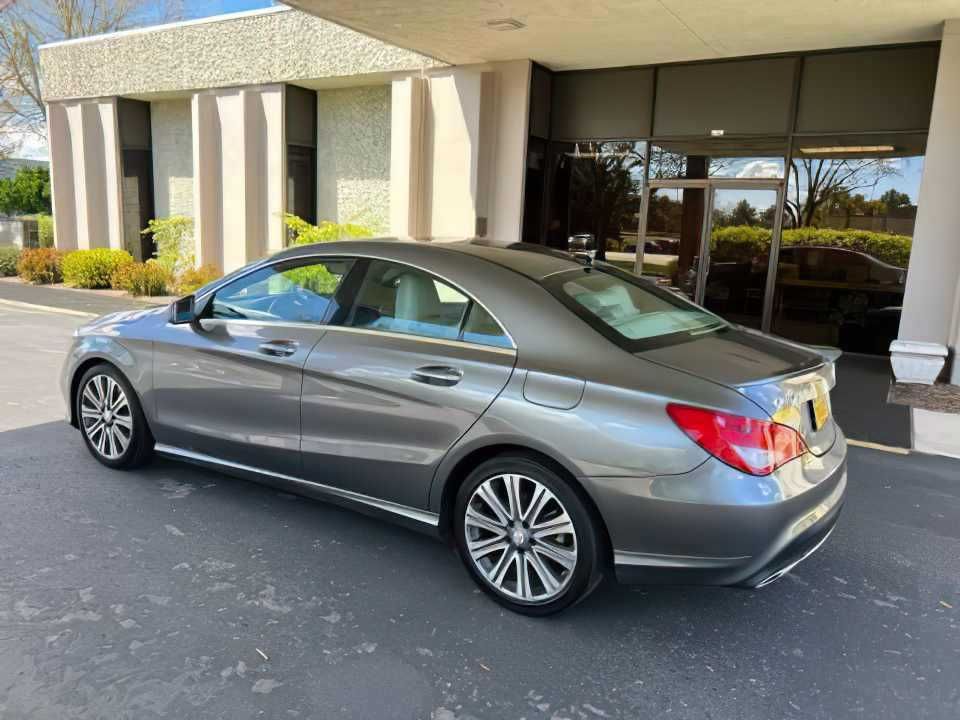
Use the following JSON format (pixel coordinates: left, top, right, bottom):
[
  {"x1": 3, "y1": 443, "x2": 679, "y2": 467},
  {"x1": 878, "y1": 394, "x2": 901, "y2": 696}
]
[
  {"x1": 897, "y1": 19, "x2": 960, "y2": 383},
  {"x1": 192, "y1": 85, "x2": 284, "y2": 272},
  {"x1": 47, "y1": 102, "x2": 77, "y2": 251},
  {"x1": 47, "y1": 99, "x2": 124, "y2": 252},
  {"x1": 389, "y1": 76, "x2": 427, "y2": 237}
]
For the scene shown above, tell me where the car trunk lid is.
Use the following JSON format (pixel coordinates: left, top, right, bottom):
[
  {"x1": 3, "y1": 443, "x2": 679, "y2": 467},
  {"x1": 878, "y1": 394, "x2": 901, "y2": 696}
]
[{"x1": 638, "y1": 326, "x2": 837, "y2": 455}]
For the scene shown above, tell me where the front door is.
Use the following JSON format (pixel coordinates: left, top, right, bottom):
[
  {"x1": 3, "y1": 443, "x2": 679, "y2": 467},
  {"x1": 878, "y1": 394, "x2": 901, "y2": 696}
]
[
  {"x1": 152, "y1": 256, "x2": 356, "y2": 477},
  {"x1": 637, "y1": 179, "x2": 783, "y2": 330}
]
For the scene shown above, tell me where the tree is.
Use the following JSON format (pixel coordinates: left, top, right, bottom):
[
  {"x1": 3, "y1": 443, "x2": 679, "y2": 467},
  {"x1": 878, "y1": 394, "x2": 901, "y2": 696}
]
[
  {"x1": 0, "y1": 1, "x2": 181, "y2": 158},
  {"x1": 785, "y1": 157, "x2": 900, "y2": 228},
  {"x1": 0, "y1": 165, "x2": 50, "y2": 215},
  {"x1": 728, "y1": 198, "x2": 758, "y2": 226}
]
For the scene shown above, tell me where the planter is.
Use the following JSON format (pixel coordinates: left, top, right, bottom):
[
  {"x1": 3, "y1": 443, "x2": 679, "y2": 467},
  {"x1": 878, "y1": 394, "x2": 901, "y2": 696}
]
[{"x1": 889, "y1": 339, "x2": 948, "y2": 385}]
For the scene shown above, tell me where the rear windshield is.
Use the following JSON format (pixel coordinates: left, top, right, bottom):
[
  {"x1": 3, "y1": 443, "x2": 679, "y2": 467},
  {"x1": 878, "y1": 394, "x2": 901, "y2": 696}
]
[{"x1": 544, "y1": 265, "x2": 726, "y2": 350}]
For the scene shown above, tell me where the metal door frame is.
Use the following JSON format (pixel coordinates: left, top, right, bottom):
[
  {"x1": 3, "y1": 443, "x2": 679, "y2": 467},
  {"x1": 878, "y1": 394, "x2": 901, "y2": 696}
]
[{"x1": 636, "y1": 177, "x2": 785, "y2": 332}]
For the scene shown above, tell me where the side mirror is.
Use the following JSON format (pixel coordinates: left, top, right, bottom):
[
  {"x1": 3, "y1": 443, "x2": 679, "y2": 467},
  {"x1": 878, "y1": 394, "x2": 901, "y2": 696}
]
[{"x1": 170, "y1": 295, "x2": 197, "y2": 325}]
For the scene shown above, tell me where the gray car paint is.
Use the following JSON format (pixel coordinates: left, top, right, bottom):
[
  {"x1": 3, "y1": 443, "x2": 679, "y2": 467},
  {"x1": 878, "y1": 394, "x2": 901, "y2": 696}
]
[{"x1": 62, "y1": 238, "x2": 847, "y2": 585}]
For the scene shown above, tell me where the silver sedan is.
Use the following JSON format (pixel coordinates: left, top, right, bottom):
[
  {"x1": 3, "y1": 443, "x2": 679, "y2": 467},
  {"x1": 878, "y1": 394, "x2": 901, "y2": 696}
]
[{"x1": 62, "y1": 239, "x2": 846, "y2": 615}]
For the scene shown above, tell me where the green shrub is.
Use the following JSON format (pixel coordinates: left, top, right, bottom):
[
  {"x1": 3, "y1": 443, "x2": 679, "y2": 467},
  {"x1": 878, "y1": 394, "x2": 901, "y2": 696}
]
[
  {"x1": 281, "y1": 264, "x2": 339, "y2": 295},
  {"x1": 176, "y1": 264, "x2": 222, "y2": 295},
  {"x1": 37, "y1": 214, "x2": 54, "y2": 248},
  {"x1": 284, "y1": 214, "x2": 372, "y2": 246},
  {"x1": 62, "y1": 248, "x2": 134, "y2": 289},
  {"x1": 17, "y1": 247, "x2": 64, "y2": 284},
  {"x1": 0, "y1": 246, "x2": 20, "y2": 276},
  {"x1": 111, "y1": 260, "x2": 170, "y2": 296},
  {"x1": 144, "y1": 216, "x2": 194, "y2": 276},
  {"x1": 708, "y1": 225, "x2": 912, "y2": 267}
]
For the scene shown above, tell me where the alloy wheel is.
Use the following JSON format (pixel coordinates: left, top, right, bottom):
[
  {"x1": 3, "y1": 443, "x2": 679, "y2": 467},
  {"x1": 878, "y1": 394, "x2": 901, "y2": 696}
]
[
  {"x1": 463, "y1": 473, "x2": 578, "y2": 603},
  {"x1": 80, "y1": 374, "x2": 133, "y2": 460}
]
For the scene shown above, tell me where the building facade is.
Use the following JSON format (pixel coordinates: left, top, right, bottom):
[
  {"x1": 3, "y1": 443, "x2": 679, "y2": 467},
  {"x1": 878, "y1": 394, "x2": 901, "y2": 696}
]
[{"x1": 39, "y1": 2, "x2": 960, "y2": 457}]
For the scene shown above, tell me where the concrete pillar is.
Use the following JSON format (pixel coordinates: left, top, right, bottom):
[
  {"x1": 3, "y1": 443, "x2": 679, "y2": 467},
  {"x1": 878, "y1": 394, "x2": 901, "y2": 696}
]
[
  {"x1": 389, "y1": 76, "x2": 427, "y2": 237},
  {"x1": 47, "y1": 99, "x2": 124, "y2": 252},
  {"x1": 486, "y1": 60, "x2": 532, "y2": 244},
  {"x1": 897, "y1": 19, "x2": 960, "y2": 383},
  {"x1": 192, "y1": 85, "x2": 284, "y2": 272}
]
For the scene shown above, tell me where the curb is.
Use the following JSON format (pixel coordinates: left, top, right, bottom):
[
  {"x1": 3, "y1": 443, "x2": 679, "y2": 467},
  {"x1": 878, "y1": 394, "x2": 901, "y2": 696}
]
[{"x1": 0, "y1": 298, "x2": 98, "y2": 318}]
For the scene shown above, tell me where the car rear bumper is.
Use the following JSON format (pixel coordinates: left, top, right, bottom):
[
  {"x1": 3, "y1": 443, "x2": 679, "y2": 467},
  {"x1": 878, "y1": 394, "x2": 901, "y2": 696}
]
[{"x1": 583, "y1": 430, "x2": 848, "y2": 588}]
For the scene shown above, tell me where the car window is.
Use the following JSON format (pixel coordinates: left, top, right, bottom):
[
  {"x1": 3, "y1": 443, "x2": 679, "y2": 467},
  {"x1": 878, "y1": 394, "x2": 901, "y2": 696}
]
[
  {"x1": 211, "y1": 258, "x2": 354, "y2": 324},
  {"x1": 545, "y1": 266, "x2": 726, "y2": 348},
  {"x1": 346, "y1": 260, "x2": 470, "y2": 340},
  {"x1": 460, "y1": 303, "x2": 512, "y2": 348}
]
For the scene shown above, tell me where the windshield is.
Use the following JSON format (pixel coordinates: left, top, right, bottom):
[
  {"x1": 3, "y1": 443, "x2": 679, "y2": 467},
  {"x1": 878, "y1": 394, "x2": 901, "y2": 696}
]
[{"x1": 545, "y1": 266, "x2": 726, "y2": 349}]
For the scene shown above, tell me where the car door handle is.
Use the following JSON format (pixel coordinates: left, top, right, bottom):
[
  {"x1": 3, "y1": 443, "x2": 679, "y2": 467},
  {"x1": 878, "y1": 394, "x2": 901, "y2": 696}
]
[
  {"x1": 411, "y1": 365, "x2": 463, "y2": 386},
  {"x1": 258, "y1": 340, "x2": 299, "y2": 357}
]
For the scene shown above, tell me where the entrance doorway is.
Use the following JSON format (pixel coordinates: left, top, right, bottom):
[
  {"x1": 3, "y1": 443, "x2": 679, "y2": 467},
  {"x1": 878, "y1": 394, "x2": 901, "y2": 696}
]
[{"x1": 637, "y1": 178, "x2": 783, "y2": 330}]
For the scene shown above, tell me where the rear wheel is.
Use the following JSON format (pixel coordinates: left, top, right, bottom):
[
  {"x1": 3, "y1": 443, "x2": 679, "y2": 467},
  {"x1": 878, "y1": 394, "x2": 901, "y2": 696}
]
[
  {"x1": 77, "y1": 364, "x2": 153, "y2": 469},
  {"x1": 453, "y1": 455, "x2": 602, "y2": 616}
]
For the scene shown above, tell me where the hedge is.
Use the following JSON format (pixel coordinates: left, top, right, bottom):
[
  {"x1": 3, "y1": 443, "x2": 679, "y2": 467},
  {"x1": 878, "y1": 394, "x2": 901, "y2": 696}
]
[
  {"x1": 710, "y1": 225, "x2": 911, "y2": 267},
  {"x1": 111, "y1": 260, "x2": 170, "y2": 297},
  {"x1": 62, "y1": 248, "x2": 134, "y2": 289},
  {"x1": 17, "y1": 248, "x2": 64, "y2": 284},
  {"x1": 0, "y1": 246, "x2": 19, "y2": 276}
]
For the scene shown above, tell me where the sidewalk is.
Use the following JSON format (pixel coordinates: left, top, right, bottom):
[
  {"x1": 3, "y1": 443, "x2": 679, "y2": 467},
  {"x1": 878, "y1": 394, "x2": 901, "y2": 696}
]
[{"x1": 0, "y1": 277, "x2": 170, "y2": 317}]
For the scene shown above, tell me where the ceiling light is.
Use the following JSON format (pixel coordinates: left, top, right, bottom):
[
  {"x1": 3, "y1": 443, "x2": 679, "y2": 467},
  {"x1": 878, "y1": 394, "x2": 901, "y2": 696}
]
[
  {"x1": 486, "y1": 18, "x2": 525, "y2": 31},
  {"x1": 800, "y1": 145, "x2": 895, "y2": 154}
]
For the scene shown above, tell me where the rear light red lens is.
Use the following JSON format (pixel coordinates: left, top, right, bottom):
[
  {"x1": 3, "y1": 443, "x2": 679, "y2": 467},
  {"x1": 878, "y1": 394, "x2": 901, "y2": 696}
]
[{"x1": 666, "y1": 403, "x2": 807, "y2": 476}]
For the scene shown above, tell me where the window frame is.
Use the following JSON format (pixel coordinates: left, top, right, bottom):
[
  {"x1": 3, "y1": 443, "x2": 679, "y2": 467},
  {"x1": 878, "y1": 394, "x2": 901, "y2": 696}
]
[{"x1": 195, "y1": 253, "x2": 517, "y2": 351}]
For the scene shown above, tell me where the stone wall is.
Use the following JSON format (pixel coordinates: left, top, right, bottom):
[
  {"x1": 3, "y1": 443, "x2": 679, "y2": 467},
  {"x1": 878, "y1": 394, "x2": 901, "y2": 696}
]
[{"x1": 150, "y1": 99, "x2": 193, "y2": 219}]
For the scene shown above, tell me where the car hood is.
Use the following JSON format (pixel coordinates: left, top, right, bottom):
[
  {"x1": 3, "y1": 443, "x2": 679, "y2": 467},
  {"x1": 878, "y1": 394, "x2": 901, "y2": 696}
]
[
  {"x1": 637, "y1": 325, "x2": 823, "y2": 387},
  {"x1": 77, "y1": 305, "x2": 169, "y2": 336}
]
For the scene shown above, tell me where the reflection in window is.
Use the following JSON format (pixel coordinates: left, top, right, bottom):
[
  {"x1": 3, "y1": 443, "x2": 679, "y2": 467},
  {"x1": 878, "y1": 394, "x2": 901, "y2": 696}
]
[
  {"x1": 649, "y1": 145, "x2": 785, "y2": 179},
  {"x1": 773, "y1": 151, "x2": 922, "y2": 354},
  {"x1": 546, "y1": 141, "x2": 646, "y2": 273}
]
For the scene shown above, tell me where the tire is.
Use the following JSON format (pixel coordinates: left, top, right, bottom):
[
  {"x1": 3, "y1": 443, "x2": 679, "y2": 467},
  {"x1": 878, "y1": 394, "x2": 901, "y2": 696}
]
[
  {"x1": 453, "y1": 454, "x2": 603, "y2": 616},
  {"x1": 76, "y1": 363, "x2": 154, "y2": 470}
]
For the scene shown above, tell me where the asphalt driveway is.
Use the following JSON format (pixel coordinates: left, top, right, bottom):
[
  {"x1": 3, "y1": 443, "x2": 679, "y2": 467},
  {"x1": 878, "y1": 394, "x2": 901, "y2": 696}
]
[{"x1": 0, "y1": 302, "x2": 957, "y2": 719}]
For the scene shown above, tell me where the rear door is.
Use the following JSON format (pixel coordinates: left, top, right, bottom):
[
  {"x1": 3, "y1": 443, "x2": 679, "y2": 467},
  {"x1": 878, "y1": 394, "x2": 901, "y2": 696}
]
[
  {"x1": 152, "y1": 256, "x2": 356, "y2": 476},
  {"x1": 301, "y1": 259, "x2": 516, "y2": 508}
]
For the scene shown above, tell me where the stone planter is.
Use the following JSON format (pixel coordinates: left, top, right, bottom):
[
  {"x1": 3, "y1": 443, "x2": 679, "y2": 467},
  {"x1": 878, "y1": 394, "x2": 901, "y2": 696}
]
[{"x1": 889, "y1": 340, "x2": 949, "y2": 385}]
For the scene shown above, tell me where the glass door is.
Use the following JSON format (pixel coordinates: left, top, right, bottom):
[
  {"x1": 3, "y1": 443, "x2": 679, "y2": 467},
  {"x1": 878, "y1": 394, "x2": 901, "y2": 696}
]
[
  {"x1": 703, "y1": 186, "x2": 782, "y2": 329},
  {"x1": 637, "y1": 180, "x2": 783, "y2": 330}
]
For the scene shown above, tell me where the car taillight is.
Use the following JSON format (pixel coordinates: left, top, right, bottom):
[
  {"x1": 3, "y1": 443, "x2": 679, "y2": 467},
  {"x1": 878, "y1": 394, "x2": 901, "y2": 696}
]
[{"x1": 666, "y1": 403, "x2": 807, "y2": 476}]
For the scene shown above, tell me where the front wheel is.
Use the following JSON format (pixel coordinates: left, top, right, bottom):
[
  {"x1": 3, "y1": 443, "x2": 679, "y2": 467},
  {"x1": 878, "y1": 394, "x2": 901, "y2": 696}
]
[
  {"x1": 453, "y1": 455, "x2": 603, "y2": 616},
  {"x1": 77, "y1": 364, "x2": 154, "y2": 469}
]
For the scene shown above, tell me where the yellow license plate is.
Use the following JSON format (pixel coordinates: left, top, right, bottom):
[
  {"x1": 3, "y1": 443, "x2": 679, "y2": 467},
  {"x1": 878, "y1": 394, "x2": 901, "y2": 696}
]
[{"x1": 812, "y1": 390, "x2": 831, "y2": 430}]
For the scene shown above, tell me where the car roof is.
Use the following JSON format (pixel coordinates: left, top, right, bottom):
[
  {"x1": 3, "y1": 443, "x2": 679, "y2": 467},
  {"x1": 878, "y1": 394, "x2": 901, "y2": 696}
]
[{"x1": 273, "y1": 237, "x2": 584, "y2": 280}]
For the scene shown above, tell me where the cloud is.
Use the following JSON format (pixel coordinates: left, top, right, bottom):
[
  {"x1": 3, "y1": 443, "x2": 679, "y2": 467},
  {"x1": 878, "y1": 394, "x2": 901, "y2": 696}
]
[{"x1": 736, "y1": 160, "x2": 782, "y2": 179}]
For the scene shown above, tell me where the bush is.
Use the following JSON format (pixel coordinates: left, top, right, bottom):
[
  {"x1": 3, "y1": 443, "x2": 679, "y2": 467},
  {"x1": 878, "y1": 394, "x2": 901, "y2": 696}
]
[
  {"x1": 144, "y1": 216, "x2": 194, "y2": 276},
  {"x1": 284, "y1": 214, "x2": 372, "y2": 246},
  {"x1": 175, "y1": 264, "x2": 222, "y2": 295},
  {"x1": 62, "y1": 248, "x2": 134, "y2": 289},
  {"x1": 708, "y1": 225, "x2": 912, "y2": 267},
  {"x1": 0, "y1": 246, "x2": 20, "y2": 276},
  {"x1": 111, "y1": 260, "x2": 170, "y2": 297},
  {"x1": 17, "y1": 247, "x2": 64, "y2": 284},
  {"x1": 37, "y1": 214, "x2": 54, "y2": 248}
]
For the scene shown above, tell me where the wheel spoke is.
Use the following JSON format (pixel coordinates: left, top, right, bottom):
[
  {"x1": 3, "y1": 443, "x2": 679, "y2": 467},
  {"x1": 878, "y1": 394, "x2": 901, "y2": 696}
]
[
  {"x1": 491, "y1": 547, "x2": 516, "y2": 587},
  {"x1": 503, "y1": 474, "x2": 522, "y2": 521},
  {"x1": 465, "y1": 506, "x2": 505, "y2": 536},
  {"x1": 82, "y1": 385, "x2": 101, "y2": 411},
  {"x1": 113, "y1": 414, "x2": 133, "y2": 430},
  {"x1": 532, "y1": 541, "x2": 576, "y2": 571},
  {"x1": 113, "y1": 426, "x2": 128, "y2": 454},
  {"x1": 517, "y1": 553, "x2": 532, "y2": 600},
  {"x1": 468, "y1": 533, "x2": 508, "y2": 558},
  {"x1": 521, "y1": 484, "x2": 547, "y2": 525},
  {"x1": 477, "y1": 482, "x2": 511, "y2": 525},
  {"x1": 526, "y1": 547, "x2": 561, "y2": 594},
  {"x1": 531, "y1": 514, "x2": 575, "y2": 540},
  {"x1": 81, "y1": 407, "x2": 101, "y2": 420}
]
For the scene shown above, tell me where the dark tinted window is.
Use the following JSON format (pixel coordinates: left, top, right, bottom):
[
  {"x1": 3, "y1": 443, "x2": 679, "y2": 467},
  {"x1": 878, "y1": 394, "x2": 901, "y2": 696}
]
[
  {"x1": 211, "y1": 258, "x2": 353, "y2": 324},
  {"x1": 461, "y1": 303, "x2": 512, "y2": 348}
]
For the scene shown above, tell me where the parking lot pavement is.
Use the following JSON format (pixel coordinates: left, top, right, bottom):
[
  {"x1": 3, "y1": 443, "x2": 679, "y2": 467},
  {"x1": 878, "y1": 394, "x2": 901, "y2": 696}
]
[{"x1": 1, "y1": 304, "x2": 958, "y2": 720}]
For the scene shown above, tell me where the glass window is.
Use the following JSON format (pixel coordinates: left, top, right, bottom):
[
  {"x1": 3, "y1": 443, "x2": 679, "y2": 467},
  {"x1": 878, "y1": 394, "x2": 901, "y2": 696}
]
[
  {"x1": 461, "y1": 303, "x2": 512, "y2": 348},
  {"x1": 546, "y1": 266, "x2": 725, "y2": 348},
  {"x1": 545, "y1": 141, "x2": 646, "y2": 272},
  {"x1": 210, "y1": 258, "x2": 353, "y2": 324},
  {"x1": 773, "y1": 135, "x2": 924, "y2": 354},
  {"x1": 347, "y1": 260, "x2": 469, "y2": 340},
  {"x1": 649, "y1": 142, "x2": 786, "y2": 179}
]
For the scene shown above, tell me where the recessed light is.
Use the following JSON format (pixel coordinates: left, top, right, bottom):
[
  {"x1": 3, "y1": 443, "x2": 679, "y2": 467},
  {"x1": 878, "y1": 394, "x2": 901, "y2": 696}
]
[
  {"x1": 486, "y1": 18, "x2": 525, "y2": 31},
  {"x1": 800, "y1": 145, "x2": 895, "y2": 154}
]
